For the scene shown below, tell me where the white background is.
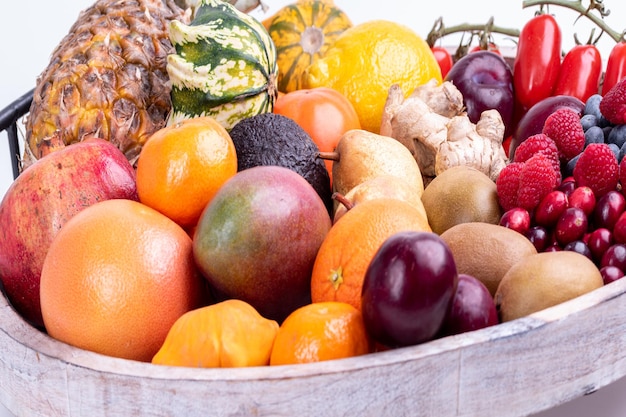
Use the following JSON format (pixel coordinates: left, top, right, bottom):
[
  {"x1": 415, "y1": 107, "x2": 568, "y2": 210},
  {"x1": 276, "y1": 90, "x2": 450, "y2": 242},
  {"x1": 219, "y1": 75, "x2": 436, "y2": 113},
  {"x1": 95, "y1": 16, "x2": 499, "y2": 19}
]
[{"x1": 2, "y1": 1, "x2": 626, "y2": 416}]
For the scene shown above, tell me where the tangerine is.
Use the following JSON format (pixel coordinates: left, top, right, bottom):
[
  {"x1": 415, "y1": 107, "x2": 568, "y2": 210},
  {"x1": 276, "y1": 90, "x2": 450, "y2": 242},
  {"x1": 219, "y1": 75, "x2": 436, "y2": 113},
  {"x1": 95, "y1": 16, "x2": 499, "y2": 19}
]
[
  {"x1": 311, "y1": 198, "x2": 431, "y2": 311},
  {"x1": 136, "y1": 116, "x2": 238, "y2": 230},
  {"x1": 270, "y1": 301, "x2": 371, "y2": 365},
  {"x1": 39, "y1": 199, "x2": 206, "y2": 362}
]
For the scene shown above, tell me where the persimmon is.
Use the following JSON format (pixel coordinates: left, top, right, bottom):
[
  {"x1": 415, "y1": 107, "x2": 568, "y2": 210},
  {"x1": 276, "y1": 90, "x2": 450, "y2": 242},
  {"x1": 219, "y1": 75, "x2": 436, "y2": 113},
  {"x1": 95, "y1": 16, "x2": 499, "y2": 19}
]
[{"x1": 273, "y1": 87, "x2": 360, "y2": 183}]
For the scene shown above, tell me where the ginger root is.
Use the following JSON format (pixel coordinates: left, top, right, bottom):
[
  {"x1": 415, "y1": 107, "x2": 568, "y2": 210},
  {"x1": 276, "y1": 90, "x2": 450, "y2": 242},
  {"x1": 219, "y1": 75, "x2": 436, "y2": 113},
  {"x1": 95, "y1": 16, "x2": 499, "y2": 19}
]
[{"x1": 380, "y1": 80, "x2": 508, "y2": 182}]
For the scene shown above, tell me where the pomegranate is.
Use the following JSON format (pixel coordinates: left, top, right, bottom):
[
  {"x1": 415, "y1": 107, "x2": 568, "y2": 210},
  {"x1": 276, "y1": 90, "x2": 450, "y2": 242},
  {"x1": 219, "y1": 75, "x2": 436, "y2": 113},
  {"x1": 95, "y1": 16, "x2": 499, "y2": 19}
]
[{"x1": 0, "y1": 138, "x2": 138, "y2": 328}]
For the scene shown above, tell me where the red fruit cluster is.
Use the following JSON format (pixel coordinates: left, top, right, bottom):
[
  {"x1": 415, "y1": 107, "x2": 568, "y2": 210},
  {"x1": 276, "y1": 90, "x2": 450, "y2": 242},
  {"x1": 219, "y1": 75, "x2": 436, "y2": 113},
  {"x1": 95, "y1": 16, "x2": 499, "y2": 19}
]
[{"x1": 500, "y1": 177, "x2": 626, "y2": 286}]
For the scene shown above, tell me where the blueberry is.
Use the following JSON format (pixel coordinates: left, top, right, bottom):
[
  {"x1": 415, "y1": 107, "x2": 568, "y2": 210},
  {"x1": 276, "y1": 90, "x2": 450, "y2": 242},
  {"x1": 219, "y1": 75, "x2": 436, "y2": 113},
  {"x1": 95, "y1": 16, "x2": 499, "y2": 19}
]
[
  {"x1": 580, "y1": 114, "x2": 598, "y2": 131},
  {"x1": 565, "y1": 153, "x2": 582, "y2": 177},
  {"x1": 584, "y1": 94, "x2": 611, "y2": 127},
  {"x1": 585, "y1": 125, "x2": 605, "y2": 146},
  {"x1": 609, "y1": 143, "x2": 621, "y2": 161},
  {"x1": 619, "y1": 142, "x2": 626, "y2": 162},
  {"x1": 608, "y1": 124, "x2": 626, "y2": 148},
  {"x1": 604, "y1": 125, "x2": 614, "y2": 141}
]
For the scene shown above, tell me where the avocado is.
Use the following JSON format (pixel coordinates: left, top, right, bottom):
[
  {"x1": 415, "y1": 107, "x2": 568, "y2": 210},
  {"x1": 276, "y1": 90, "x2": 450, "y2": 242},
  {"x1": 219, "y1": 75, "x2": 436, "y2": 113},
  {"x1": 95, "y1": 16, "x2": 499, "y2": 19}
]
[{"x1": 229, "y1": 113, "x2": 333, "y2": 214}]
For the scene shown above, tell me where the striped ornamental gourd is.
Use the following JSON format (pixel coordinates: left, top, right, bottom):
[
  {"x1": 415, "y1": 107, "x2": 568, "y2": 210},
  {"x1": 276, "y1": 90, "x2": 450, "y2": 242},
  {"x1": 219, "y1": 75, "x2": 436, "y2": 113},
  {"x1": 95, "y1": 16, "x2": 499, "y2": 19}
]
[{"x1": 166, "y1": 0, "x2": 278, "y2": 129}]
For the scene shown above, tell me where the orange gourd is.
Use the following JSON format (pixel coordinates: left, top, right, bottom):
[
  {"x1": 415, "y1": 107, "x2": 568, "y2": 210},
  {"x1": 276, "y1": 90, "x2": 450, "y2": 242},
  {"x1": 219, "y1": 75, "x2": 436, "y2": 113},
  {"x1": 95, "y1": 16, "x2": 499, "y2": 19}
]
[
  {"x1": 152, "y1": 299, "x2": 279, "y2": 368},
  {"x1": 264, "y1": 0, "x2": 352, "y2": 93}
]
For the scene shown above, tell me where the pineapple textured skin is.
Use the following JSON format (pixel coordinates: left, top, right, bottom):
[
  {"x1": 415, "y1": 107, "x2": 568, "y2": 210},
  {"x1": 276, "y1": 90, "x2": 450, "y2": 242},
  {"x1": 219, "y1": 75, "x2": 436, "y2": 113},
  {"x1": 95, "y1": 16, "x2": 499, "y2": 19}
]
[{"x1": 24, "y1": 0, "x2": 192, "y2": 168}]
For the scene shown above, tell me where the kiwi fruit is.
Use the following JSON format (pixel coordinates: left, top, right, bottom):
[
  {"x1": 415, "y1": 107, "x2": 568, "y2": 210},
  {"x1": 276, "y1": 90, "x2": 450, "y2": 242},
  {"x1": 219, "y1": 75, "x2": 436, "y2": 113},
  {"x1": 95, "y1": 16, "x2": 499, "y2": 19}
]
[
  {"x1": 440, "y1": 222, "x2": 537, "y2": 296},
  {"x1": 421, "y1": 165, "x2": 502, "y2": 235},
  {"x1": 494, "y1": 251, "x2": 604, "y2": 322}
]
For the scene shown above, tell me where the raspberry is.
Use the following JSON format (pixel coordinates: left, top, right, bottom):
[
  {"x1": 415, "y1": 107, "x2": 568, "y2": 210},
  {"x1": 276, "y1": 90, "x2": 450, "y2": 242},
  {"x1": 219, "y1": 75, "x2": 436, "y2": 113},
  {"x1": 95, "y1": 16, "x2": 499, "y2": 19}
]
[
  {"x1": 512, "y1": 133, "x2": 561, "y2": 184},
  {"x1": 542, "y1": 108, "x2": 585, "y2": 162},
  {"x1": 496, "y1": 162, "x2": 523, "y2": 211},
  {"x1": 516, "y1": 154, "x2": 560, "y2": 211},
  {"x1": 573, "y1": 143, "x2": 619, "y2": 197},
  {"x1": 600, "y1": 77, "x2": 626, "y2": 125}
]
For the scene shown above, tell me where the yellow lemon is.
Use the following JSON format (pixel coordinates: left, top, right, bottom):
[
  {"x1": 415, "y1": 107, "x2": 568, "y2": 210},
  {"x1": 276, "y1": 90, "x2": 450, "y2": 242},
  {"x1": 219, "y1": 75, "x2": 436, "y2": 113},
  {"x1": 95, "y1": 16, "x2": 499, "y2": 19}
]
[{"x1": 302, "y1": 19, "x2": 442, "y2": 134}]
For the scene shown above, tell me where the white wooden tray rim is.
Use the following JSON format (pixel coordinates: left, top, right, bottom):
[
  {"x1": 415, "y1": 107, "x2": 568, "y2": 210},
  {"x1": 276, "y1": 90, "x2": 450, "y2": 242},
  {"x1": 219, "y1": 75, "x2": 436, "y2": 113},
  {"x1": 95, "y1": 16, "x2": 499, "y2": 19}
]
[{"x1": 1, "y1": 277, "x2": 625, "y2": 417}]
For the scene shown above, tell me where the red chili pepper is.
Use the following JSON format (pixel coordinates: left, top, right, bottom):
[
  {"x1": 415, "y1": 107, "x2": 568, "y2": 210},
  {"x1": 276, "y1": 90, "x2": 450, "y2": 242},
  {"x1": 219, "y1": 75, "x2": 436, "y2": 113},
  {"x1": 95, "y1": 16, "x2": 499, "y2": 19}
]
[
  {"x1": 513, "y1": 14, "x2": 562, "y2": 110},
  {"x1": 431, "y1": 46, "x2": 454, "y2": 79},
  {"x1": 553, "y1": 44, "x2": 602, "y2": 103},
  {"x1": 602, "y1": 42, "x2": 626, "y2": 95}
]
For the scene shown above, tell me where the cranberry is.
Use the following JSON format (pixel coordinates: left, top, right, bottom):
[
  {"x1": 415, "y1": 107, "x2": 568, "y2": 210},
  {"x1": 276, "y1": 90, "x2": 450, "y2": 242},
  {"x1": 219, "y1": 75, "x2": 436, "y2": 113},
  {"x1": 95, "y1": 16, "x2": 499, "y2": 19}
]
[
  {"x1": 601, "y1": 243, "x2": 626, "y2": 271},
  {"x1": 568, "y1": 186, "x2": 596, "y2": 216},
  {"x1": 557, "y1": 177, "x2": 577, "y2": 197},
  {"x1": 545, "y1": 243, "x2": 563, "y2": 252},
  {"x1": 555, "y1": 207, "x2": 588, "y2": 246},
  {"x1": 600, "y1": 265, "x2": 625, "y2": 285},
  {"x1": 499, "y1": 208, "x2": 531, "y2": 235},
  {"x1": 594, "y1": 190, "x2": 626, "y2": 230},
  {"x1": 613, "y1": 211, "x2": 626, "y2": 244},
  {"x1": 563, "y1": 240, "x2": 593, "y2": 260},
  {"x1": 587, "y1": 228, "x2": 614, "y2": 263},
  {"x1": 534, "y1": 190, "x2": 568, "y2": 227},
  {"x1": 525, "y1": 225, "x2": 550, "y2": 252}
]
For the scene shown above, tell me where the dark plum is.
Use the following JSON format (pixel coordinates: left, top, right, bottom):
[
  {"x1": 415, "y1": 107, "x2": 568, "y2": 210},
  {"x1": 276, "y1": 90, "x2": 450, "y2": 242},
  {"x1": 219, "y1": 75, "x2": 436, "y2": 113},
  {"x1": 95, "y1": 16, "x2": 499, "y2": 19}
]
[
  {"x1": 445, "y1": 51, "x2": 514, "y2": 136},
  {"x1": 587, "y1": 227, "x2": 614, "y2": 263},
  {"x1": 600, "y1": 265, "x2": 625, "y2": 285},
  {"x1": 594, "y1": 190, "x2": 626, "y2": 230},
  {"x1": 568, "y1": 186, "x2": 596, "y2": 216},
  {"x1": 525, "y1": 225, "x2": 550, "y2": 252},
  {"x1": 438, "y1": 274, "x2": 499, "y2": 337},
  {"x1": 510, "y1": 95, "x2": 585, "y2": 160},
  {"x1": 499, "y1": 207, "x2": 531, "y2": 235},
  {"x1": 601, "y1": 243, "x2": 626, "y2": 271},
  {"x1": 361, "y1": 231, "x2": 458, "y2": 348},
  {"x1": 555, "y1": 207, "x2": 588, "y2": 246},
  {"x1": 534, "y1": 190, "x2": 569, "y2": 227}
]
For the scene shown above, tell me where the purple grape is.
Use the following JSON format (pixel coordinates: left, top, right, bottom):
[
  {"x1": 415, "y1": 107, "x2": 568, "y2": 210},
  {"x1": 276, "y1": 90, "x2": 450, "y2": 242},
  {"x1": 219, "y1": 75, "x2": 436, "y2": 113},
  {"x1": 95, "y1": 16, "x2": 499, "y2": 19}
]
[
  {"x1": 361, "y1": 231, "x2": 458, "y2": 348},
  {"x1": 525, "y1": 225, "x2": 550, "y2": 252},
  {"x1": 563, "y1": 240, "x2": 593, "y2": 260}
]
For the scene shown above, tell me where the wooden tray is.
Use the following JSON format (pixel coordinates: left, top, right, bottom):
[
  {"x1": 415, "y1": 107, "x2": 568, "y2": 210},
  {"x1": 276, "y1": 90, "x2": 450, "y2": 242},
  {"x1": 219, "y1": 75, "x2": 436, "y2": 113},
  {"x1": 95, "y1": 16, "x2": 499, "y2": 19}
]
[{"x1": 1, "y1": 275, "x2": 626, "y2": 417}]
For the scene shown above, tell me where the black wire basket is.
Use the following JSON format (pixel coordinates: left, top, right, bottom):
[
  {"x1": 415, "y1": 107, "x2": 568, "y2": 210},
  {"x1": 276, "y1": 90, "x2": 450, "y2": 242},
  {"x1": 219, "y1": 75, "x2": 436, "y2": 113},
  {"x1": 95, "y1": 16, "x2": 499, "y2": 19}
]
[{"x1": 0, "y1": 89, "x2": 34, "y2": 181}]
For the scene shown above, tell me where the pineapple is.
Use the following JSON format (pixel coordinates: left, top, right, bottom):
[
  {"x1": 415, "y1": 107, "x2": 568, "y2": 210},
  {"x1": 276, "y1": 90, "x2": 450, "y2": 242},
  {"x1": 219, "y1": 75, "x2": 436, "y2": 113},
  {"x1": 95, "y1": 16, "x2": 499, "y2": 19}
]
[{"x1": 23, "y1": 0, "x2": 192, "y2": 168}]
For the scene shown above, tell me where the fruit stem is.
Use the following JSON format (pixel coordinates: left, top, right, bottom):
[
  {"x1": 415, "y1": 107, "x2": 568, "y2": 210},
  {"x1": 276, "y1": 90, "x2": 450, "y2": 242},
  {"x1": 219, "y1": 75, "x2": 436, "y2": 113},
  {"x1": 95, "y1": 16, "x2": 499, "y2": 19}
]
[
  {"x1": 317, "y1": 151, "x2": 340, "y2": 162},
  {"x1": 426, "y1": 16, "x2": 520, "y2": 48},
  {"x1": 522, "y1": 0, "x2": 626, "y2": 43},
  {"x1": 331, "y1": 192, "x2": 353, "y2": 211}
]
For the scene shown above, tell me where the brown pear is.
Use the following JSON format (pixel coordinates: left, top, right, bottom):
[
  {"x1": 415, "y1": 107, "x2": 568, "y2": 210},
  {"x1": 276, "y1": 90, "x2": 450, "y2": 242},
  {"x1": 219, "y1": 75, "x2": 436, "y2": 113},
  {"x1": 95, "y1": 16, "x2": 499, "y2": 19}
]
[
  {"x1": 324, "y1": 130, "x2": 424, "y2": 201},
  {"x1": 333, "y1": 175, "x2": 427, "y2": 223}
]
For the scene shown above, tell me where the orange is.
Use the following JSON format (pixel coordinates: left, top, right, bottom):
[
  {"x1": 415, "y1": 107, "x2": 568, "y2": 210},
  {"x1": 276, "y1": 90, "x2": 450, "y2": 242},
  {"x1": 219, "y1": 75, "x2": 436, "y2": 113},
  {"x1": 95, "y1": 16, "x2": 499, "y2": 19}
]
[
  {"x1": 273, "y1": 87, "x2": 360, "y2": 183},
  {"x1": 311, "y1": 198, "x2": 431, "y2": 311},
  {"x1": 270, "y1": 301, "x2": 371, "y2": 365},
  {"x1": 152, "y1": 299, "x2": 279, "y2": 368},
  {"x1": 39, "y1": 199, "x2": 206, "y2": 362},
  {"x1": 136, "y1": 116, "x2": 238, "y2": 230},
  {"x1": 302, "y1": 20, "x2": 442, "y2": 133}
]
